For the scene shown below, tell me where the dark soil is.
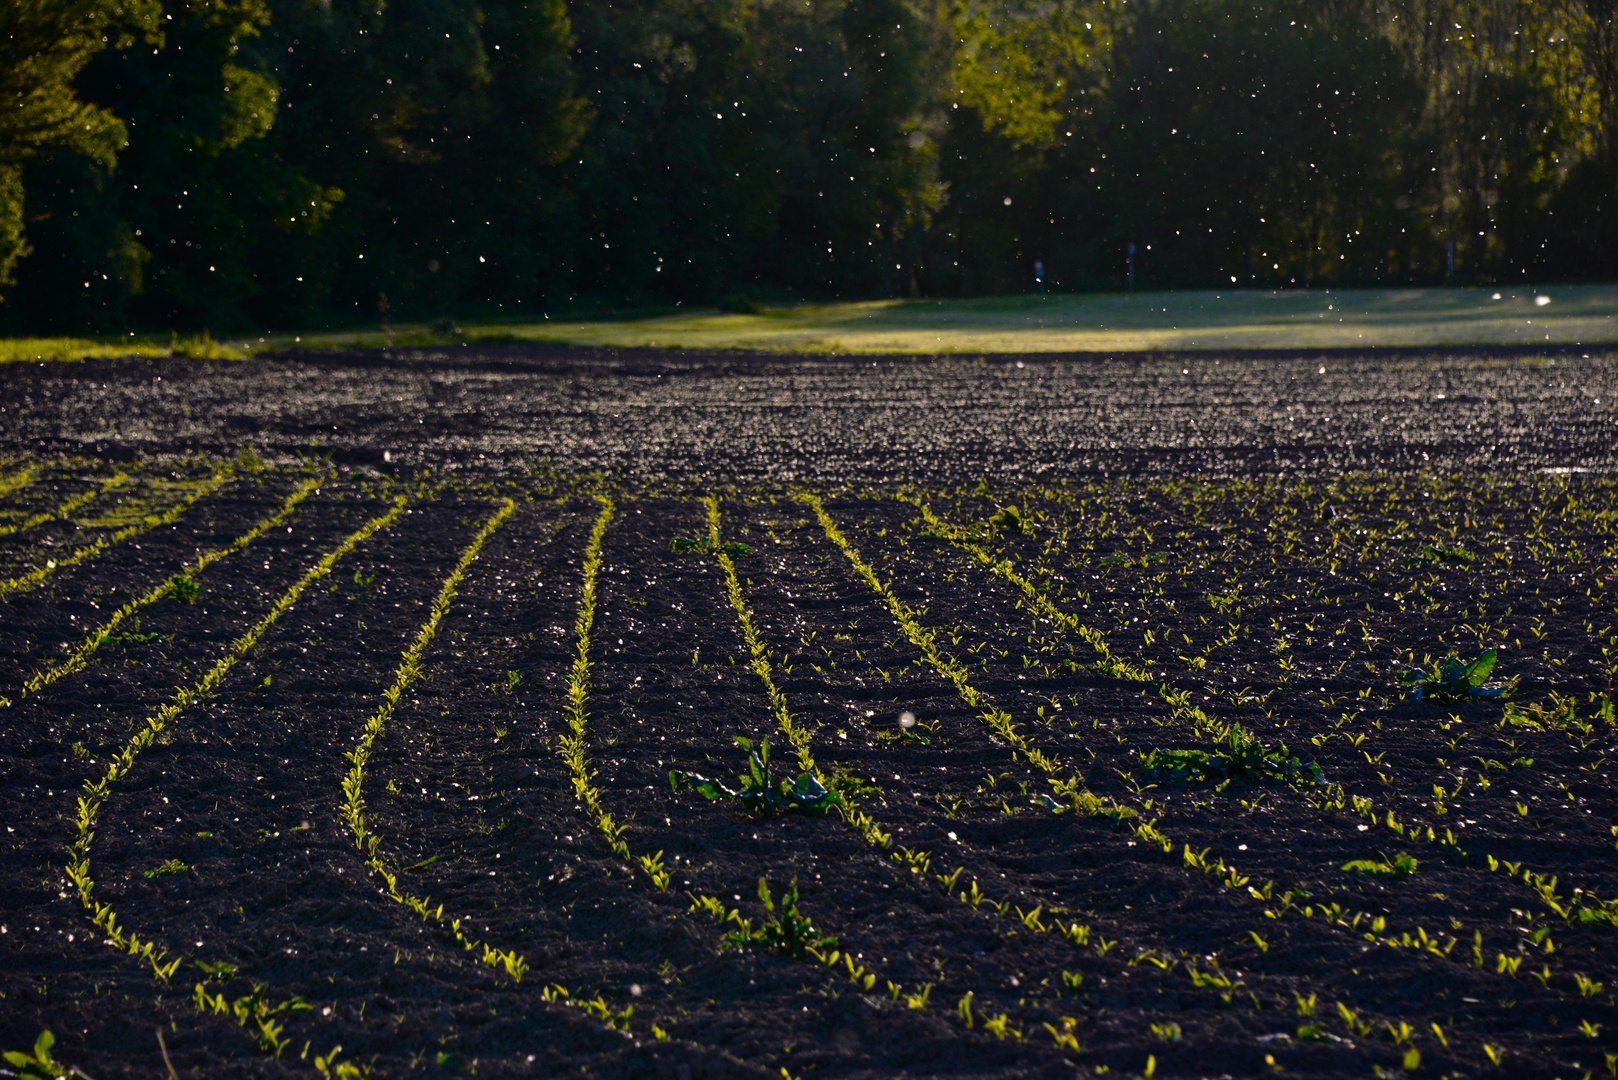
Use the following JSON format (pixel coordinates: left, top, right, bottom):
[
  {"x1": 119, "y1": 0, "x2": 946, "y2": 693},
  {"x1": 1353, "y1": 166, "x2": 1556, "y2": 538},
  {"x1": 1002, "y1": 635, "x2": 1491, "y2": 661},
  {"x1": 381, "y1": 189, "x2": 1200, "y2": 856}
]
[
  {"x1": 1, "y1": 346, "x2": 1616, "y2": 1080},
  {"x1": 0, "y1": 344, "x2": 1614, "y2": 479}
]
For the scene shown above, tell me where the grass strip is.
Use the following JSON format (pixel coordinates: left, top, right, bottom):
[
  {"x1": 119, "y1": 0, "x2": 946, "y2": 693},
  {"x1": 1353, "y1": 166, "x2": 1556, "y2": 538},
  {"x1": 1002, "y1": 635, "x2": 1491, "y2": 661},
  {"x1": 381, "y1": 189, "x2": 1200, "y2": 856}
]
[
  {"x1": 898, "y1": 493, "x2": 1151, "y2": 682},
  {"x1": 0, "y1": 465, "x2": 234, "y2": 600},
  {"x1": 0, "y1": 468, "x2": 134, "y2": 538},
  {"x1": 63, "y1": 495, "x2": 414, "y2": 984},
  {"x1": 337, "y1": 497, "x2": 530, "y2": 982},
  {"x1": 3, "y1": 470, "x2": 331, "y2": 708}
]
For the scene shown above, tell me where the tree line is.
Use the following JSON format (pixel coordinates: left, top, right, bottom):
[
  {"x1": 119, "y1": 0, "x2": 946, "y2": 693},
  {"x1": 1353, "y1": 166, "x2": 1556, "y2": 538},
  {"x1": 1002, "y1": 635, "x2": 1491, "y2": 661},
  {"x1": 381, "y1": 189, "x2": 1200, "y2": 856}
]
[{"x1": 3, "y1": 0, "x2": 1616, "y2": 333}]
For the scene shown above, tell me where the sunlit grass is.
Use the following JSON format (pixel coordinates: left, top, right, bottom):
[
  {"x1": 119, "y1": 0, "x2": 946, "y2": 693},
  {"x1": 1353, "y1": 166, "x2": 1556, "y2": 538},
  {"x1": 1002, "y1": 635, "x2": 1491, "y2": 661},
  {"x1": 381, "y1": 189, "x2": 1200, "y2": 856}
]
[
  {"x1": 0, "y1": 333, "x2": 245, "y2": 364},
  {"x1": 7, "y1": 285, "x2": 1617, "y2": 360}
]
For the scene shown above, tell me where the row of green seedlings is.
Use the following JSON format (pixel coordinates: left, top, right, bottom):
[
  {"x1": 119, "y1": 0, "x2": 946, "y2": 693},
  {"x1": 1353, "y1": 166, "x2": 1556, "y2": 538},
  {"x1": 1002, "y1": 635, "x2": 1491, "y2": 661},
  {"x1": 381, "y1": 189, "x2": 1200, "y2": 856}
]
[
  {"x1": 546, "y1": 495, "x2": 877, "y2": 1040},
  {"x1": 900, "y1": 492, "x2": 1153, "y2": 683},
  {"x1": 939, "y1": 501, "x2": 1600, "y2": 918},
  {"x1": 936, "y1": 476, "x2": 1601, "y2": 703},
  {"x1": 911, "y1": 498, "x2": 1618, "y2": 1018},
  {"x1": 917, "y1": 489, "x2": 1610, "y2": 896},
  {"x1": 679, "y1": 498, "x2": 922, "y2": 1001},
  {"x1": 790, "y1": 499, "x2": 1428, "y2": 1024},
  {"x1": 726, "y1": 493, "x2": 1557, "y2": 1070},
  {"x1": 606, "y1": 494, "x2": 1504, "y2": 1066},
  {"x1": 802, "y1": 495, "x2": 1572, "y2": 1068},
  {"x1": 698, "y1": 496, "x2": 1346, "y2": 1054},
  {"x1": 0, "y1": 467, "x2": 133, "y2": 538},
  {"x1": 757, "y1": 498, "x2": 1499, "y2": 1065},
  {"x1": 803, "y1": 494, "x2": 1146, "y2": 830},
  {"x1": 0, "y1": 460, "x2": 41, "y2": 499},
  {"x1": 2, "y1": 470, "x2": 329, "y2": 708},
  {"x1": 63, "y1": 493, "x2": 413, "y2": 1060},
  {"x1": 0, "y1": 462, "x2": 236, "y2": 600},
  {"x1": 905, "y1": 495, "x2": 1330, "y2": 785},
  {"x1": 1132, "y1": 610, "x2": 1618, "y2": 984},
  {"x1": 1147, "y1": 677, "x2": 1617, "y2": 1017},
  {"x1": 338, "y1": 497, "x2": 529, "y2": 982}
]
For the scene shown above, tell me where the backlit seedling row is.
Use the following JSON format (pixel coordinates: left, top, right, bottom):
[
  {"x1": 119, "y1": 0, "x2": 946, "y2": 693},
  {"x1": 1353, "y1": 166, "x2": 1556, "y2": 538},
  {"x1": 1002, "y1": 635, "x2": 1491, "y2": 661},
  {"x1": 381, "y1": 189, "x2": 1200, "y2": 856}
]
[
  {"x1": 338, "y1": 497, "x2": 527, "y2": 981},
  {"x1": 62, "y1": 492, "x2": 412, "y2": 1055}
]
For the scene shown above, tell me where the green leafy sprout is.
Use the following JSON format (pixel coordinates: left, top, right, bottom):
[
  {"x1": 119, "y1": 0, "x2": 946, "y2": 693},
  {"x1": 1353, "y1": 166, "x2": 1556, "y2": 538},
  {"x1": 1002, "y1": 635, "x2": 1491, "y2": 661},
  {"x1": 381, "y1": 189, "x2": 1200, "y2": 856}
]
[
  {"x1": 3, "y1": 1030, "x2": 92, "y2": 1080},
  {"x1": 670, "y1": 736, "x2": 845, "y2": 817},
  {"x1": 143, "y1": 858, "x2": 190, "y2": 879},
  {"x1": 1341, "y1": 852, "x2": 1418, "y2": 877},
  {"x1": 987, "y1": 505, "x2": 1028, "y2": 534},
  {"x1": 1403, "y1": 544, "x2": 1475, "y2": 568},
  {"x1": 722, "y1": 877, "x2": 837, "y2": 958},
  {"x1": 166, "y1": 573, "x2": 201, "y2": 603},
  {"x1": 1142, "y1": 723, "x2": 1322, "y2": 786},
  {"x1": 670, "y1": 535, "x2": 752, "y2": 557},
  {"x1": 1398, "y1": 649, "x2": 1516, "y2": 702}
]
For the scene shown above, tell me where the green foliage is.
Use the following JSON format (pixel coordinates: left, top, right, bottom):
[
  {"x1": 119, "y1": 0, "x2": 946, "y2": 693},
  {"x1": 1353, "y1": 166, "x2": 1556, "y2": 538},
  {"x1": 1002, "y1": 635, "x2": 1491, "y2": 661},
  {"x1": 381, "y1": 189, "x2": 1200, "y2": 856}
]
[
  {"x1": 670, "y1": 535, "x2": 752, "y2": 557},
  {"x1": 166, "y1": 573, "x2": 201, "y2": 604},
  {"x1": 1143, "y1": 724, "x2": 1322, "y2": 785},
  {"x1": 1403, "y1": 544, "x2": 1474, "y2": 568},
  {"x1": 0, "y1": 0, "x2": 162, "y2": 287},
  {"x1": 670, "y1": 736, "x2": 845, "y2": 817},
  {"x1": 1399, "y1": 650, "x2": 1516, "y2": 703},
  {"x1": 722, "y1": 877, "x2": 836, "y2": 958},
  {"x1": 2, "y1": 1030, "x2": 82, "y2": 1080},
  {"x1": 143, "y1": 857, "x2": 189, "y2": 879},
  {"x1": 1341, "y1": 852, "x2": 1418, "y2": 878},
  {"x1": 8, "y1": 0, "x2": 1618, "y2": 324},
  {"x1": 987, "y1": 505, "x2": 1027, "y2": 534}
]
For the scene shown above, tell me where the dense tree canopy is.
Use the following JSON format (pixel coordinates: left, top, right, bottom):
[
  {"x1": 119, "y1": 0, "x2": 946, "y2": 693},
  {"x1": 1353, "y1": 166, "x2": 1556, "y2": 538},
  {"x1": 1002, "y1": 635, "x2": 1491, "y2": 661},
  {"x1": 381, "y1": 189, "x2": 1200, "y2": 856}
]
[{"x1": 1, "y1": 0, "x2": 1616, "y2": 331}]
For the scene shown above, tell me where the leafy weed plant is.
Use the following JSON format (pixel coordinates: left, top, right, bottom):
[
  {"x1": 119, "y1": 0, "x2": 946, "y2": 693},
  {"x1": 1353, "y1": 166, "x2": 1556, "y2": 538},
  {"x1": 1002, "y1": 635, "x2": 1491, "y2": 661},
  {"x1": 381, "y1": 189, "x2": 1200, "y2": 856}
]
[
  {"x1": 1398, "y1": 650, "x2": 1516, "y2": 702},
  {"x1": 3, "y1": 1030, "x2": 94, "y2": 1080},
  {"x1": 670, "y1": 736, "x2": 844, "y2": 817},
  {"x1": 1143, "y1": 724, "x2": 1323, "y2": 786},
  {"x1": 721, "y1": 878, "x2": 837, "y2": 958},
  {"x1": 1341, "y1": 853, "x2": 1418, "y2": 877}
]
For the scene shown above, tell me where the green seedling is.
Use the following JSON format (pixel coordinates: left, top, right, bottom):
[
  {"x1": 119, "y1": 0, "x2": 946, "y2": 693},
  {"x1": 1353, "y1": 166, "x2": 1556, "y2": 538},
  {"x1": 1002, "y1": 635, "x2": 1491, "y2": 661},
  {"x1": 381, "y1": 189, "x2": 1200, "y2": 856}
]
[
  {"x1": 1142, "y1": 723, "x2": 1322, "y2": 786},
  {"x1": 670, "y1": 535, "x2": 751, "y2": 557},
  {"x1": 1403, "y1": 544, "x2": 1474, "y2": 568},
  {"x1": 670, "y1": 736, "x2": 844, "y2": 817},
  {"x1": 877, "y1": 712, "x2": 932, "y2": 745},
  {"x1": 827, "y1": 768, "x2": 880, "y2": 799},
  {"x1": 1035, "y1": 784, "x2": 1138, "y2": 819},
  {"x1": 1398, "y1": 650, "x2": 1516, "y2": 702},
  {"x1": 1099, "y1": 551, "x2": 1166, "y2": 570},
  {"x1": 3, "y1": 1030, "x2": 92, "y2": 1080},
  {"x1": 196, "y1": 959, "x2": 238, "y2": 981},
  {"x1": 723, "y1": 877, "x2": 836, "y2": 958},
  {"x1": 1341, "y1": 852, "x2": 1418, "y2": 878},
  {"x1": 166, "y1": 573, "x2": 201, "y2": 603},
  {"x1": 143, "y1": 858, "x2": 189, "y2": 879},
  {"x1": 988, "y1": 505, "x2": 1029, "y2": 534}
]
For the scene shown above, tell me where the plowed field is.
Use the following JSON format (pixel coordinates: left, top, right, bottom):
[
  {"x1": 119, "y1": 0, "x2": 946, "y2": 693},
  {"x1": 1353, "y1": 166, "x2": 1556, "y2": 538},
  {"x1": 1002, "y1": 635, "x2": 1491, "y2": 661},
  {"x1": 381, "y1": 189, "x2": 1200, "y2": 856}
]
[{"x1": 2, "y1": 346, "x2": 1617, "y2": 1080}]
